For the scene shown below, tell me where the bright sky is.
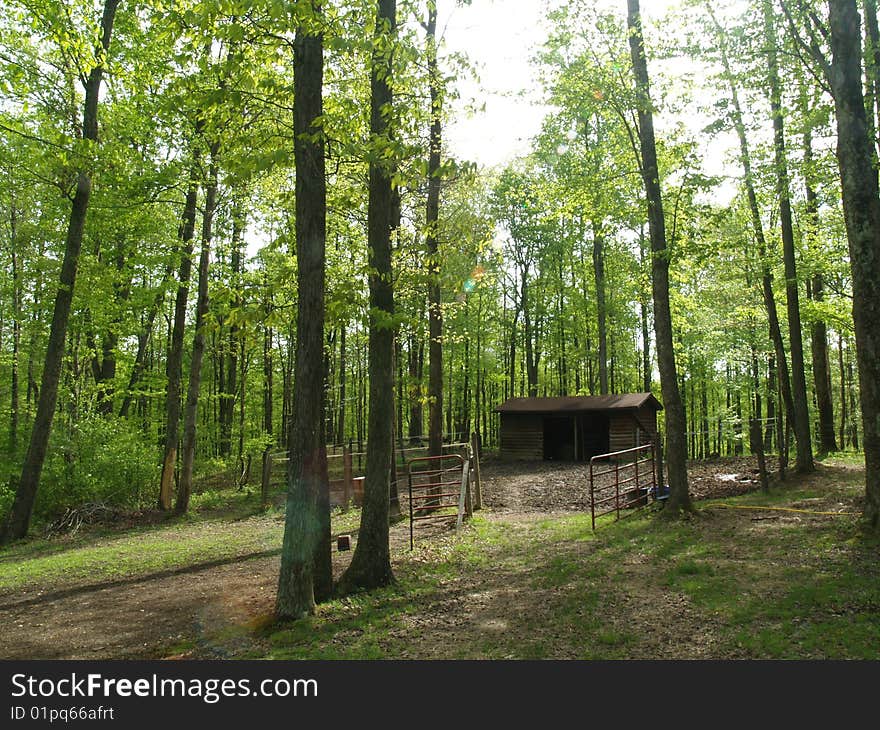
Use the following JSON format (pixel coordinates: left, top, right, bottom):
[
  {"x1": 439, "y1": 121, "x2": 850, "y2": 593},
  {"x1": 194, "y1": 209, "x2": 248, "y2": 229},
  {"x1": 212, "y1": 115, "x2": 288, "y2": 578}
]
[{"x1": 437, "y1": 0, "x2": 686, "y2": 170}]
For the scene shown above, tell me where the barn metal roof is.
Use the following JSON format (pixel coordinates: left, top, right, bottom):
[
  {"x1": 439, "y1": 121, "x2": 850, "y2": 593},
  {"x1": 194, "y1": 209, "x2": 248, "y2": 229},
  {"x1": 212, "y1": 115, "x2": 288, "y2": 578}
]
[{"x1": 495, "y1": 393, "x2": 663, "y2": 413}]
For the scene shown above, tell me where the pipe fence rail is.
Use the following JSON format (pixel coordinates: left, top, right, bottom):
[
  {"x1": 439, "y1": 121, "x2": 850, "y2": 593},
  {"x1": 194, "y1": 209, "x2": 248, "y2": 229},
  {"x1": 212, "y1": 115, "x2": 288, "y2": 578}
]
[
  {"x1": 589, "y1": 443, "x2": 659, "y2": 530},
  {"x1": 406, "y1": 454, "x2": 471, "y2": 549},
  {"x1": 260, "y1": 433, "x2": 483, "y2": 520}
]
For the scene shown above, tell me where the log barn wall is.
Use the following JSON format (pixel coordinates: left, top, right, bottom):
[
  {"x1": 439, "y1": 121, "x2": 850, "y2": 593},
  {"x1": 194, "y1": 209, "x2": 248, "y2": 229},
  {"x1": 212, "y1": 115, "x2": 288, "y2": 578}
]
[
  {"x1": 609, "y1": 409, "x2": 658, "y2": 453},
  {"x1": 499, "y1": 413, "x2": 544, "y2": 460},
  {"x1": 496, "y1": 394, "x2": 662, "y2": 462}
]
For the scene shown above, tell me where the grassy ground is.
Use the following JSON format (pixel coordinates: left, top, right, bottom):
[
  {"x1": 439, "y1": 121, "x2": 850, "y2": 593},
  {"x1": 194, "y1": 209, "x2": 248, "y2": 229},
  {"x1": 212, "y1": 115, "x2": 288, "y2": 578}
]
[
  {"x1": 1, "y1": 457, "x2": 877, "y2": 659},
  {"x1": 257, "y1": 460, "x2": 880, "y2": 660}
]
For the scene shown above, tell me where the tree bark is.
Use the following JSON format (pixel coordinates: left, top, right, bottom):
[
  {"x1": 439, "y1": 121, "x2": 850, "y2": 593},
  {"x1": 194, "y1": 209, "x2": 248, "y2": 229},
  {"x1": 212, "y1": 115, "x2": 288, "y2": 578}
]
[
  {"x1": 593, "y1": 222, "x2": 609, "y2": 395},
  {"x1": 336, "y1": 322, "x2": 346, "y2": 444},
  {"x1": 9, "y1": 206, "x2": 20, "y2": 453},
  {"x1": 627, "y1": 0, "x2": 691, "y2": 514},
  {"x1": 276, "y1": 8, "x2": 331, "y2": 619},
  {"x1": 158, "y1": 150, "x2": 200, "y2": 511},
  {"x1": 176, "y1": 146, "x2": 219, "y2": 513},
  {"x1": 827, "y1": 0, "x2": 880, "y2": 527},
  {"x1": 425, "y1": 3, "x2": 444, "y2": 458},
  {"x1": 220, "y1": 202, "x2": 244, "y2": 457},
  {"x1": 337, "y1": 0, "x2": 397, "y2": 594},
  {"x1": 803, "y1": 115, "x2": 838, "y2": 454},
  {"x1": 708, "y1": 2, "x2": 797, "y2": 473},
  {"x1": 1, "y1": 0, "x2": 120, "y2": 544},
  {"x1": 764, "y1": 1, "x2": 813, "y2": 473}
]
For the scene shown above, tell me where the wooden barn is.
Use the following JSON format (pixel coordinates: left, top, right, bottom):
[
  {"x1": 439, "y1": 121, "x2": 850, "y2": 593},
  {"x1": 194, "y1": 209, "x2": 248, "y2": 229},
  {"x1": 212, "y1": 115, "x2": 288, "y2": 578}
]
[{"x1": 496, "y1": 393, "x2": 662, "y2": 461}]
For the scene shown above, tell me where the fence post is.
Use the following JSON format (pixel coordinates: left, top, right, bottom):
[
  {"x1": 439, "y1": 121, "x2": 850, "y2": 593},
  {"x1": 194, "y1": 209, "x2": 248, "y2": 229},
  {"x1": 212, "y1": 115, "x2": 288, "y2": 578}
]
[
  {"x1": 261, "y1": 448, "x2": 272, "y2": 507},
  {"x1": 343, "y1": 445, "x2": 353, "y2": 509},
  {"x1": 470, "y1": 431, "x2": 482, "y2": 511},
  {"x1": 457, "y1": 460, "x2": 470, "y2": 528}
]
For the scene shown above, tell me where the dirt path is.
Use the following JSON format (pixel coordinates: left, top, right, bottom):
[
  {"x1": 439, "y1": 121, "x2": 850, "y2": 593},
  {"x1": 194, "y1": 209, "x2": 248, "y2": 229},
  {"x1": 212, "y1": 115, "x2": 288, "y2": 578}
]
[{"x1": 0, "y1": 456, "x2": 771, "y2": 659}]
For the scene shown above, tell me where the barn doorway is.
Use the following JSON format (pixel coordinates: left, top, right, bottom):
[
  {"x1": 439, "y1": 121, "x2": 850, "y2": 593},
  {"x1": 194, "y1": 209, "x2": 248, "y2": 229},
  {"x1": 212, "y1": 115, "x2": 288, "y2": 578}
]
[
  {"x1": 543, "y1": 416, "x2": 575, "y2": 460},
  {"x1": 578, "y1": 413, "x2": 610, "y2": 460}
]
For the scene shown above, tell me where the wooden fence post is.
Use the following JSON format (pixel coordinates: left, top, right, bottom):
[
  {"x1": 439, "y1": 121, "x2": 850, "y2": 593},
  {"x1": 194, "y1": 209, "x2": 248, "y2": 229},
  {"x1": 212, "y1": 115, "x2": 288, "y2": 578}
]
[
  {"x1": 261, "y1": 448, "x2": 272, "y2": 507},
  {"x1": 457, "y1": 460, "x2": 470, "y2": 528},
  {"x1": 343, "y1": 445, "x2": 353, "y2": 509},
  {"x1": 471, "y1": 431, "x2": 482, "y2": 511}
]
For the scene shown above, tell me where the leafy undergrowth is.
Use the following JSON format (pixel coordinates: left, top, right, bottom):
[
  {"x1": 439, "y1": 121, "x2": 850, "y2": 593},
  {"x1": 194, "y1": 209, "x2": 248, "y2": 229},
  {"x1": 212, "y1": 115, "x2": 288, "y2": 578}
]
[{"x1": 258, "y1": 462, "x2": 880, "y2": 660}]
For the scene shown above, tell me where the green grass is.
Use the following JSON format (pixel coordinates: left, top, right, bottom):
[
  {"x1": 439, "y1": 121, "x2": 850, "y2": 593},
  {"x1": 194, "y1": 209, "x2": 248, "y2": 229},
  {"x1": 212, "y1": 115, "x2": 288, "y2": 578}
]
[
  {"x1": 265, "y1": 463, "x2": 877, "y2": 659},
  {"x1": 3, "y1": 459, "x2": 878, "y2": 659},
  {"x1": 0, "y1": 493, "x2": 363, "y2": 594}
]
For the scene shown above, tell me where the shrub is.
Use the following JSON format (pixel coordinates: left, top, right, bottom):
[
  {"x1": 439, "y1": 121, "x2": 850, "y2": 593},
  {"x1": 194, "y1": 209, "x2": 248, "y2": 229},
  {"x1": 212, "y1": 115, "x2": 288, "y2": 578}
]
[{"x1": 36, "y1": 416, "x2": 156, "y2": 520}]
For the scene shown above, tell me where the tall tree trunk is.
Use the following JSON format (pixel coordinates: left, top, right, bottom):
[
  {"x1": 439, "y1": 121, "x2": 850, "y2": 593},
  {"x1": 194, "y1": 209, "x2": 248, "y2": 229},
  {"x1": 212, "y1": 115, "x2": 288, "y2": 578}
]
[
  {"x1": 827, "y1": 0, "x2": 880, "y2": 527},
  {"x1": 425, "y1": 3, "x2": 444, "y2": 458},
  {"x1": 864, "y1": 0, "x2": 880, "y2": 158},
  {"x1": 220, "y1": 203, "x2": 244, "y2": 457},
  {"x1": 262, "y1": 273, "x2": 274, "y2": 441},
  {"x1": 9, "y1": 207, "x2": 20, "y2": 452},
  {"x1": 803, "y1": 115, "x2": 838, "y2": 454},
  {"x1": 176, "y1": 147, "x2": 219, "y2": 513},
  {"x1": 640, "y1": 226, "x2": 652, "y2": 393},
  {"x1": 276, "y1": 9, "x2": 330, "y2": 618},
  {"x1": 627, "y1": 0, "x2": 691, "y2": 514},
  {"x1": 407, "y1": 326, "x2": 424, "y2": 443},
  {"x1": 522, "y1": 273, "x2": 539, "y2": 397},
  {"x1": 336, "y1": 322, "x2": 346, "y2": 444},
  {"x1": 764, "y1": 1, "x2": 813, "y2": 473},
  {"x1": 338, "y1": 0, "x2": 397, "y2": 594},
  {"x1": 1, "y1": 0, "x2": 120, "y2": 544},
  {"x1": 158, "y1": 150, "x2": 201, "y2": 511},
  {"x1": 90, "y1": 240, "x2": 131, "y2": 416},
  {"x1": 593, "y1": 222, "x2": 609, "y2": 395},
  {"x1": 708, "y1": 3, "x2": 797, "y2": 473}
]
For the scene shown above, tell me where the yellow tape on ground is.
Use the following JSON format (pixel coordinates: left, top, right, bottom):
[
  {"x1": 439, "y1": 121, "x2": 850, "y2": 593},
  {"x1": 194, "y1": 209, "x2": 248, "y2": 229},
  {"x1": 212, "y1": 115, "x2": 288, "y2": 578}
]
[{"x1": 709, "y1": 503, "x2": 859, "y2": 517}]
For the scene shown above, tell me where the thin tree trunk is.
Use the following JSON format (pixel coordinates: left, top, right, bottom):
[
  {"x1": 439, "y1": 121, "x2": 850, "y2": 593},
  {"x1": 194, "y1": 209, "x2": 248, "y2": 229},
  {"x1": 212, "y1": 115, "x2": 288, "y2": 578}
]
[
  {"x1": 220, "y1": 203, "x2": 244, "y2": 456},
  {"x1": 864, "y1": 0, "x2": 880, "y2": 158},
  {"x1": 1, "y1": 0, "x2": 120, "y2": 544},
  {"x1": 119, "y1": 267, "x2": 170, "y2": 419},
  {"x1": 336, "y1": 322, "x2": 346, "y2": 444},
  {"x1": 9, "y1": 207, "x2": 20, "y2": 452},
  {"x1": 708, "y1": 2, "x2": 798, "y2": 471},
  {"x1": 158, "y1": 150, "x2": 201, "y2": 511},
  {"x1": 627, "y1": 0, "x2": 691, "y2": 514},
  {"x1": 338, "y1": 0, "x2": 397, "y2": 594},
  {"x1": 407, "y1": 326, "x2": 424, "y2": 443},
  {"x1": 176, "y1": 146, "x2": 219, "y2": 513},
  {"x1": 764, "y1": 1, "x2": 813, "y2": 473},
  {"x1": 802, "y1": 86, "x2": 838, "y2": 454},
  {"x1": 425, "y1": 3, "x2": 444, "y2": 458},
  {"x1": 593, "y1": 222, "x2": 608, "y2": 395}
]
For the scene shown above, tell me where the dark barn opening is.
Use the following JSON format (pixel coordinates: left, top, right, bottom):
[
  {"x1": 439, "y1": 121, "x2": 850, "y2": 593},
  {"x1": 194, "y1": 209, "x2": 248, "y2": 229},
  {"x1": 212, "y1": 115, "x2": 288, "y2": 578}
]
[
  {"x1": 543, "y1": 417, "x2": 575, "y2": 460},
  {"x1": 496, "y1": 393, "x2": 661, "y2": 462},
  {"x1": 579, "y1": 413, "x2": 610, "y2": 459}
]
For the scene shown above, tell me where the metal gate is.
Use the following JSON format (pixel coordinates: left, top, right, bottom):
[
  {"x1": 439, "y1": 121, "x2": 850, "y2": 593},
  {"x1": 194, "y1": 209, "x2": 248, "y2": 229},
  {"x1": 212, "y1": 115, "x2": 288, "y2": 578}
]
[
  {"x1": 407, "y1": 454, "x2": 470, "y2": 549},
  {"x1": 589, "y1": 444, "x2": 657, "y2": 529}
]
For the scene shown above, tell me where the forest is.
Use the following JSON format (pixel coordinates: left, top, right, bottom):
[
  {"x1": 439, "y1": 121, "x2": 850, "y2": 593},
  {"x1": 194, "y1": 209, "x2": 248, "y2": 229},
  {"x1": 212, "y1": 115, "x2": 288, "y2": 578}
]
[{"x1": 1, "y1": 0, "x2": 879, "y2": 631}]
